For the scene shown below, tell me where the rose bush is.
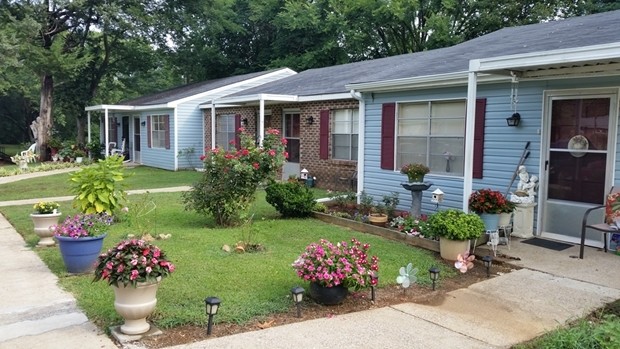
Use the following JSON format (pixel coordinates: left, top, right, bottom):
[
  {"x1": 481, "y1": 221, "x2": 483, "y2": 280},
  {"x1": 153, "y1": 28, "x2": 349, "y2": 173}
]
[{"x1": 182, "y1": 128, "x2": 287, "y2": 226}]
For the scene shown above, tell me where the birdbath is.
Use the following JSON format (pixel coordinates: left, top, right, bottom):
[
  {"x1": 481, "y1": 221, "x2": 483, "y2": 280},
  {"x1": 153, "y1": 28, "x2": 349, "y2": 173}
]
[{"x1": 401, "y1": 182, "x2": 433, "y2": 218}]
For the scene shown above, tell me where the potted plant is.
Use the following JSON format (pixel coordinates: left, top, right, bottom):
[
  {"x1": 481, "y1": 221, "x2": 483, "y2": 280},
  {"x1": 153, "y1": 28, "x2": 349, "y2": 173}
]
[
  {"x1": 426, "y1": 209, "x2": 485, "y2": 261},
  {"x1": 48, "y1": 137, "x2": 62, "y2": 157},
  {"x1": 94, "y1": 239, "x2": 175, "y2": 335},
  {"x1": 368, "y1": 203, "x2": 388, "y2": 226},
  {"x1": 73, "y1": 148, "x2": 86, "y2": 163},
  {"x1": 499, "y1": 200, "x2": 516, "y2": 227},
  {"x1": 31, "y1": 201, "x2": 61, "y2": 246},
  {"x1": 400, "y1": 163, "x2": 430, "y2": 183},
  {"x1": 292, "y1": 238, "x2": 379, "y2": 305},
  {"x1": 468, "y1": 188, "x2": 509, "y2": 231},
  {"x1": 53, "y1": 213, "x2": 112, "y2": 273}
]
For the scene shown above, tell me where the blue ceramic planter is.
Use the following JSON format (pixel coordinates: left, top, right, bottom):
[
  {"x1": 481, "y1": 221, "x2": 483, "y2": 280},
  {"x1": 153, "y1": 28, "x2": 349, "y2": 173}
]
[
  {"x1": 56, "y1": 234, "x2": 107, "y2": 273},
  {"x1": 479, "y1": 213, "x2": 500, "y2": 231}
]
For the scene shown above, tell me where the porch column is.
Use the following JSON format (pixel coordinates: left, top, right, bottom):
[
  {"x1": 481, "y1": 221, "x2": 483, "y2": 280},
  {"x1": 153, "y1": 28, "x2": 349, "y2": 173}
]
[
  {"x1": 258, "y1": 97, "x2": 265, "y2": 146},
  {"x1": 87, "y1": 111, "x2": 91, "y2": 144},
  {"x1": 463, "y1": 68, "x2": 479, "y2": 211},
  {"x1": 104, "y1": 108, "x2": 109, "y2": 156},
  {"x1": 211, "y1": 104, "x2": 216, "y2": 148}
]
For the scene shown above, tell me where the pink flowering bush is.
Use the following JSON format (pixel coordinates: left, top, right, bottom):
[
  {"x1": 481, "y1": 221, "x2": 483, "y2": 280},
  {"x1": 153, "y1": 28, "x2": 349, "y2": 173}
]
[
  {"x1": 93, "y1": 239, "x2": 175, "y2": 287},
  {"x1": 292, "y1": 238, "x2": 379, "y2": 291},
  {"x1": 53, "y1": 213, "x2": 113, "y2": 239},
  {"x1": 183, "y1": 128, "x2": 287, "y2": 226}
]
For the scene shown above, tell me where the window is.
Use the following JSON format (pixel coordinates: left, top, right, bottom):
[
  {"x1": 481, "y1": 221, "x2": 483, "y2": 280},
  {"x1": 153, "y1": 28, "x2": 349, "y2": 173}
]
[
  {"x1": 396, "y1": 100, "x2": 466, "y2": 175},
  {"x1": 150, "y1": 115, "x2": 167, "y2": 149},
  {"x1": 216, "y1": 114, "x2": 236, "y2": 150},
  {"x1": 331, "y1": 109, "x2": 358, "y2": 160}
]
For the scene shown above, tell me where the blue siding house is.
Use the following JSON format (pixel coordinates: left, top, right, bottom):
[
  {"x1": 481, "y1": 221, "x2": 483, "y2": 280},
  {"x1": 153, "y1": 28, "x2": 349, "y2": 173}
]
[
  {"x1": 85, "y1": 68, "x2": 295, "y2": 170},
  {"x1": 344, "y1": 10, "x2": 620, "y2": 248}
]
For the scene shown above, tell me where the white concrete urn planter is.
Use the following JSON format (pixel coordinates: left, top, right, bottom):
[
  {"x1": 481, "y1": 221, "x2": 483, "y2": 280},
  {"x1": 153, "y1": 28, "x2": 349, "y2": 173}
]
[
  {"x1": 498, "y1": 212, "x2": 513, "y2": 227},
  {"x1": 113, "y1": 279, "x2": 161, "y2": 335},
  {"x1": 30, "y1": 212, "x2": 62, "y2": 246},
  {"x1": 439, "y1": 237, "x2": 470, "y2": 261}
]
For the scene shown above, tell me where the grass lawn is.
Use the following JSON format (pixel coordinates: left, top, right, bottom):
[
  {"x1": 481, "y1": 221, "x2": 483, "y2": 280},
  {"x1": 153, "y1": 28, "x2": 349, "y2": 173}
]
[
  {"x1": 0, "y1": 191, "x2": 457, "y2": 331},
  {"x1": 0, "y1": 143, "x2": 25, "y2": 156},
  {"x1": 0, "y1": 166, "x2": 203, "y2": 201}
]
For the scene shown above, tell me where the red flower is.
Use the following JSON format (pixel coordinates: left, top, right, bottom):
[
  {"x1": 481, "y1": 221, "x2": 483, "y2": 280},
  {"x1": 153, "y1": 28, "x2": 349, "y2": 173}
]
[
  {"x1": 253, "y1": 162, "x2": 259, "y2": 169},
  {"x1": 199, "y1": 155, "x2": 206, "y2": 161}
]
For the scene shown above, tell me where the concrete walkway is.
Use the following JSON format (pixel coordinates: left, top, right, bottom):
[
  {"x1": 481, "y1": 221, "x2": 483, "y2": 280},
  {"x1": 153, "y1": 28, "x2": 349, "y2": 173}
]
[{"x1": 1, "y1": 169, "x2": 620, "y2": 348}]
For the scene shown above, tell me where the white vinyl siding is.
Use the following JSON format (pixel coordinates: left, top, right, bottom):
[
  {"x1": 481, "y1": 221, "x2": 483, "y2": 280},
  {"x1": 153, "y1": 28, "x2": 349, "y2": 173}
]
[
  {"x1": 397, "y1": 100, "x2": 466, "y2": 175},
  {"x1": 332, "y1": 109, "x2": 359, "y2": 160}
]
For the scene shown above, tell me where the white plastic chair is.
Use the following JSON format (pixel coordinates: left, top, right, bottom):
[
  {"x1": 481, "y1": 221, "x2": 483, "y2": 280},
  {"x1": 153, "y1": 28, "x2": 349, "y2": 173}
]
[
  {"x1": 110, "y1": 139, "x2": 125, "y2": 156},
  {"x1": 21, "y1": 143, "x2": 36, "y2": 157}
]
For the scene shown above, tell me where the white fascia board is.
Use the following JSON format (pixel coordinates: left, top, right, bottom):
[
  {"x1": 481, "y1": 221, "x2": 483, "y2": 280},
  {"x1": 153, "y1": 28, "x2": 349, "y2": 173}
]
[
  {"x1": 85, "y1": 105, "x2": 135, "y2": 111},
  {"x1": 201, "y1": 94, "x2": 299, "y2": 108},
  {"x1": 298, "y1": 93, "x2": 354, "y2": 102},
  {"x1": 200, "y1": 103, "x2": 245, "y2": 109},
  {"x1": 345, "y1": 72, "x2": 507, "y2": 92},
  {"x1": 169, "y1": 68, "x2": 297, "y2": 107},
  {"x1": 473, "y1": 42, "x2": 620, "y2": 72}
]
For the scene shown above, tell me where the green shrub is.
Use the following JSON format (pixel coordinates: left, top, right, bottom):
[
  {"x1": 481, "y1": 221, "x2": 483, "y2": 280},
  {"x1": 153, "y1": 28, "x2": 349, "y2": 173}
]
[
  {"x1": 69, "y1": 155, "x2": 127, "y2": 214},
  {"x1": 426, "y1": 209, "x2": 484, "y2": 240},
  {"x1": 265, "y1": 181, "x2": 316, "y2": 218}
]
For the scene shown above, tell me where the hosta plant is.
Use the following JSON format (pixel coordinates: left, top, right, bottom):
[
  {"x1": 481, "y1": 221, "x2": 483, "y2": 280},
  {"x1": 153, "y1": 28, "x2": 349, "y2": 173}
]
[{"x1": 69, "y1": 155, "x2": 127, "y2": 214}]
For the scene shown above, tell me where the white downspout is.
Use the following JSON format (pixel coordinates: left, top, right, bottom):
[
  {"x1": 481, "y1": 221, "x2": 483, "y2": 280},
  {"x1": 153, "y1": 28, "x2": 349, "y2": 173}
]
[
  {"x1": 463, "y1": 62, "x2": 479, "y2": 211},
  {"x1": 350, "y1": 90, "x2": 365, "y2": 202}
]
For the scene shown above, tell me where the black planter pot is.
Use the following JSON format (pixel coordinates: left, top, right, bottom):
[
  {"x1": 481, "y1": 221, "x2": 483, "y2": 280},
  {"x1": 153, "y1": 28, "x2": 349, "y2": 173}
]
[{"x1": 309, "y1": 282, "x2": 349, "y2": 305}]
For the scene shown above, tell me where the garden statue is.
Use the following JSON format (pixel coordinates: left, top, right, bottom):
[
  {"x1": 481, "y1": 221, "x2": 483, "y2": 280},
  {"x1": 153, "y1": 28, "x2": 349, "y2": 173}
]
[{"x1": 510, "y1": 166, "x2": 538, "y2": 204}]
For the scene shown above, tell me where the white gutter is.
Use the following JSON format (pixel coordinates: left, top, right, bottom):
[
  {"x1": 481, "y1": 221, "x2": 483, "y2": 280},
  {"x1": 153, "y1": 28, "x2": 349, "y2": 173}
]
[
  {"x1": 201, "y1": 94, "x2": 298, "y2": 108},
  {"x1": 350, "y1": 90, "x2": 364, "y2": 201},
  {"x1": 298, "y1": 93, "x2": 354, "y2": 102},
  {"x1": 345, "y1": 72, "x2": 507, "y2": 93}
]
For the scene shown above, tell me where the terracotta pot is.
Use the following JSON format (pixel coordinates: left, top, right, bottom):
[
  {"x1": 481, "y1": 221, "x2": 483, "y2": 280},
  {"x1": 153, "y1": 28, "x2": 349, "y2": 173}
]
[
  {"x1": 368, "y1": 214, "x2": 388, "y2": 226},
  {"x1": 30, "y1": 212, "x2": 62, "y2": 247},
  {"x1": 113, "y1": 279, "x2": 161, "y2": 335}
]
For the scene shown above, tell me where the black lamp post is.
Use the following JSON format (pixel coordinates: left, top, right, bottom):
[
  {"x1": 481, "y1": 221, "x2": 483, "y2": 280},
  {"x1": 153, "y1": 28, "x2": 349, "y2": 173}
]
[
  {"x1": 482, "y1": 255, "x2": 493, "y2": 277},
  {"x1": 204, "y1": 296, "x2": 221, "y2": 335},
  {"x1": 429, "y1": 266, "x2": 440, "y2": 290},
  {"x1": 290, "y1": 286, "x2": 304, "y2": 318},
  {"x1": 370, "y1": 285, "x2": 376, "y2": 302}
]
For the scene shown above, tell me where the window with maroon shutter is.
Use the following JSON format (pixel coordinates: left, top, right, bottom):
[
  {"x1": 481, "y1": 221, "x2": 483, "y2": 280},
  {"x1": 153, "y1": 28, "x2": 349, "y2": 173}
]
[
  {"x1": 164, "y1": 115, "x2": 170, "y2": 150},
  {"x1": 380, "y1": 103, "x2": 395, "y2": 170},
  {"x1": 472, "y1": 99, "x2": 487, "y2": 179},
  {"x1": 332, "y1": 109, "x2": 359, "y2": 160},
  {"x1": 319, "y1": 110, "x2": 329, "y2": 160}
]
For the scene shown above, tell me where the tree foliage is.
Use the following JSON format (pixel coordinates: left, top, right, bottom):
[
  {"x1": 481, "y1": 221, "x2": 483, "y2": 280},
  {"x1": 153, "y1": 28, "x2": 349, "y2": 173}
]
[{"x1": 0, "y1": 0, "x2": 618, "y2": 147}]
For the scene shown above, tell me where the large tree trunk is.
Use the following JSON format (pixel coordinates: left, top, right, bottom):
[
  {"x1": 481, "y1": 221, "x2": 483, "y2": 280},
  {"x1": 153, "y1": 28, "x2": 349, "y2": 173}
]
[{"x1": 32, "y1": 74, "x2": 54, "y2": 161}]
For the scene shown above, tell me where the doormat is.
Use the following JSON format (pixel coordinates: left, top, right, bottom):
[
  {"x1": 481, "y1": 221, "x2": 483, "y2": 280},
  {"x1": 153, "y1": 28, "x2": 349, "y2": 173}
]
[{"x1": 520, "y1": 238, "x2": 574, "y2": 251}]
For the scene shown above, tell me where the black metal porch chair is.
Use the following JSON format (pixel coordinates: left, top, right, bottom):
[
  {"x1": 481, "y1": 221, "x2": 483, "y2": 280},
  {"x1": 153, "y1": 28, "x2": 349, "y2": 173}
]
[{"x1": 580, "y1": 186, "x2": 620, "y2": 259}]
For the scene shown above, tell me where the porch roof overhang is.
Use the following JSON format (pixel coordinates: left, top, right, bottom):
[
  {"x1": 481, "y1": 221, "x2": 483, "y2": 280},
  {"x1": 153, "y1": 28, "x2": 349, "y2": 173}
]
[
  {"x1": 470, "y1": 42, "x2": 620, "y2": 78},
  {"x1": 199, "y1": 92, "x2": 354, "y2": 109}
]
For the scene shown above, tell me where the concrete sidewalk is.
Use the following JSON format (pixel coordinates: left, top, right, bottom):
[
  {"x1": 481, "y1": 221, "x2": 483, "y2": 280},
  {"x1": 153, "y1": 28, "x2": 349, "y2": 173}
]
[{"x1": 0, "y1": 214, "x2": 117, "y2": 349}]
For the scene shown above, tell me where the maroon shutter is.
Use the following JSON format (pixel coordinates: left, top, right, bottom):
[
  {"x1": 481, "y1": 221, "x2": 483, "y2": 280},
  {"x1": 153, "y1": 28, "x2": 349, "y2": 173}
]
[
  {"x1": 147, "y1": 115, "x2": 151, "y2": 148},
  {"x1": 164, "y1": 114, "x2": 170, "y2": 149},
  {"x1": 234, "y1": 114, "x2": 241, "y2": 149},
  {"x1": 112, "y1": 117, "x2": 118, "y2": 143},
  {"x1": 319, "y1": 110, "x2": 330, "y2": 160},
  {"x1": 472, "y1": 98, "x2": 486, "y2": 179},
  {"x1": 380, "y1": 103, "x2": 396, "y2": 170}
]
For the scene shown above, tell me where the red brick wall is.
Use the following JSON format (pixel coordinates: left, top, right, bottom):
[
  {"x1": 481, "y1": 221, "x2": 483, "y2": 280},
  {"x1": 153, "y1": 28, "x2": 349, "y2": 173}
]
[{"x1": 203, "y1": 99, "x2": 359, "y2": 192}]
